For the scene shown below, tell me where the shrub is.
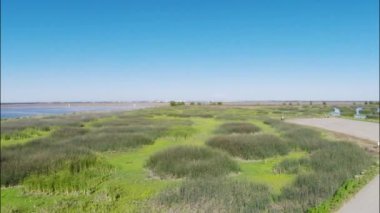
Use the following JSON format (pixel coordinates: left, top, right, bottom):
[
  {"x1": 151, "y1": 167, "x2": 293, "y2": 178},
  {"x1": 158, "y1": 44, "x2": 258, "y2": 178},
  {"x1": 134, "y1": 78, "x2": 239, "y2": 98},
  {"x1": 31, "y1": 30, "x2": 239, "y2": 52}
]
[
  {"x1": 146, "y1": 146, "x2": 239, "y2": 178},
  {"x1": 215, "y1": 122, "x2": 260, "y2": 134},
  {"x1": 207, "y1": 134, "x2": 289, "y2": 160}
]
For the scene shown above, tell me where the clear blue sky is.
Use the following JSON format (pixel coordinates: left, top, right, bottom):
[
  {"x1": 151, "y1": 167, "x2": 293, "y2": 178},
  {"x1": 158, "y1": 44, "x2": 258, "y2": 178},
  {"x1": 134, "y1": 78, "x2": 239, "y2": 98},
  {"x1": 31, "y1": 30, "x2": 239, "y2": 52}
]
[{"x1": 1, "y1": 0, "x2": 379, "y2": 102}]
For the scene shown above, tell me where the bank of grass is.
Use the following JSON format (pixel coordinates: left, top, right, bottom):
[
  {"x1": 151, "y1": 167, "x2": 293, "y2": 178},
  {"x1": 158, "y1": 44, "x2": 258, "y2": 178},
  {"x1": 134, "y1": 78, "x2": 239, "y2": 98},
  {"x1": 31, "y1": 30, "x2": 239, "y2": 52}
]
[
  {"x1": 264, "y1": 119, "x2": 375, "y2": 212},
  {"x1": 215, "y1": 122, "x2": 260, "y2": 134},
  {"x1": 149, "y1": 178, "x2": 271, "y2": 213},
  {"x1": 23, "y1": 156, "x2": 113, "y2": 194},
  {"x1": 0, "y1": 127, "x2": 54, "y2": 147},
  {"x1": 207, "y1": 134, "x2": 290, "y2": 159},
  {"x1": 308, "y1": 163, "x2": 379, "y2": 213},
  {"x1": 146, "y1": 145, "x2": 239, "y2": 178}
]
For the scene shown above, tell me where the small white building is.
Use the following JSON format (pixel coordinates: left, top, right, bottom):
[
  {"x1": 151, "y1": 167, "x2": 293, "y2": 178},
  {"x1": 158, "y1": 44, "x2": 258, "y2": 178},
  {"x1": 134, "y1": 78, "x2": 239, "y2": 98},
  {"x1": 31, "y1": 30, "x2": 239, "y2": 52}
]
[
  {"x1": 354, "y1": 107, "x2": 366, "y2": 119},
  {"x1": 330, "y1": 107, "x2": 341, "y2": 117}
]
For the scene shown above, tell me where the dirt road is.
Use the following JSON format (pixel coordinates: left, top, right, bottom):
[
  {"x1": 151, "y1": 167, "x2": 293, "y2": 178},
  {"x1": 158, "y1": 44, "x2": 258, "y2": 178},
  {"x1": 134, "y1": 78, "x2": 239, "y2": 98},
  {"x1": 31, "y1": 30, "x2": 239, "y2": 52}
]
[{"x1": 287, "y1": 118, "x2": 379, "y2": 213}]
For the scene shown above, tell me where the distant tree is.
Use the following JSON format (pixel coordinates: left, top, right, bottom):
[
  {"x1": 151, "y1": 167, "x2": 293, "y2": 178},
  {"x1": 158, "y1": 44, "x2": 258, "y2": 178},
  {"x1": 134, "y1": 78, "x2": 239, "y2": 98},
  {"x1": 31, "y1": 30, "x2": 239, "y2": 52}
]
[
  {"x1": 197, "y1": 102, "x2": 202, "y2": 105},
  {"x1": 217, "y1": 102, "x2": 223, "y2": 105},
  {"x1": 322, "y1": 101, "x2": 327, "y2": 106},
  {"x1": 289, "y1": 102, "x2": 292, "y2": 106},
  {"x1": 364, "y1": 101, "x2": 368, "y2": 105},
  {"x1": 190, "y1": 102, "x2": 195, "y2": 105},
  {"x1": 170, "y1": 101, "x2": 185, "y2": 107}
]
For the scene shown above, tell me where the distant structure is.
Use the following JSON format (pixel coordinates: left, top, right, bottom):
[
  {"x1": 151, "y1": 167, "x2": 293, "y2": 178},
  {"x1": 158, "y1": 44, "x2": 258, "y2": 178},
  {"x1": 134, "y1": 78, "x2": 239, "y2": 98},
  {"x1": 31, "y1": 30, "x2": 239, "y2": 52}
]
[
  {"x1": 330, "y1": 107, "x2": 341, "y2": 117},
  {"x1": 354, "y1": 107, "x2": 366, "y2": 119}
]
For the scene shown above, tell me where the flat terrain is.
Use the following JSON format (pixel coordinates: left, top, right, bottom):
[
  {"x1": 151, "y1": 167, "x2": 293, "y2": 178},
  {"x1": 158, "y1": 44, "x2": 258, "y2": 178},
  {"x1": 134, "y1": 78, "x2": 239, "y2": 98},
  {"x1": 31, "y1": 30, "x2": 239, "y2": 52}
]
[
  {"x1": 287, "y1": 117, "x2": 379, "y2": 213},
  {"x1": 287, "y1": 118, "x2": 379, "y2": 144},
  {"x1": 338, "y1": 175, "x2": 379, "y2": 213},
  {"x1": 1, "y1": 102, "x2": 165, "y2": 119},
  {"x1": 1, "y1": 106, "x2": 377, "y2": 212}
]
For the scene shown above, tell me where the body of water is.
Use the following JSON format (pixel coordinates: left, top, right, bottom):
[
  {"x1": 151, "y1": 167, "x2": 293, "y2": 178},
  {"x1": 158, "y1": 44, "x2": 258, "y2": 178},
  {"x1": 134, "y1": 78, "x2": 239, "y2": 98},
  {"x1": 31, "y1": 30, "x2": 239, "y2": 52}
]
[{"x1": 1, "y1": 103, "x2": 162, "y2": 119}]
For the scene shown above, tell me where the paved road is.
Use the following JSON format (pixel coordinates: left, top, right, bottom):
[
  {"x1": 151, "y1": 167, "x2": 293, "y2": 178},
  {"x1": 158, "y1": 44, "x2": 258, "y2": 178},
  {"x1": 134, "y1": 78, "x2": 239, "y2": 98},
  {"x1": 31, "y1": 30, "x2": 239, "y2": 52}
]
[
  {"x1": 337, "y1": 175, "x2": 379, "y2": 213},
  {"x1": 287, "y1": 118, "x2": 379, "y2": 213},
  {"x1": 288, "y1": 118, "x2": 379, "y2": 144}
]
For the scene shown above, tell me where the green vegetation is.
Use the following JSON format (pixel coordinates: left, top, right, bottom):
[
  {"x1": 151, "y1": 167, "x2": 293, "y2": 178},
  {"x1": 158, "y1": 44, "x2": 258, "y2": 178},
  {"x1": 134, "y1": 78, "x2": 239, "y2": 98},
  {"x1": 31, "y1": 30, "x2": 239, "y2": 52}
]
[
  {"x1": 23, "y1": 157, "x2": 113, "y2": 194},
  {"x1": 207, "y1": 134, "x2": 289, "y2": 159},
  {"x1": 149, "y1": 178, "x2": 271, "y2": 212},
  {"x1": 274, "y1": 157, "x2": 310, "y2": 174},
  {"x1": 146, "y1": 146, "x2": 239, "y2": 178},
  {"x1": 309, "y1": 164, "x2": 379, "y2": 213},
  {"x1": 1, "y1": 127, "x2": 53, "y2": 147},
  {"x1": 169, "y1": 101, "x2": 185, "y2": 106},
  {"x1": 1, "y1": 113, "x2": 188, "y2": 186},
  {"x1": 215, "y1": 122, "x2": 260, "y2": 134},
  {"x1": 1, "y1": 105, "x2": 377, "y2": 212}
]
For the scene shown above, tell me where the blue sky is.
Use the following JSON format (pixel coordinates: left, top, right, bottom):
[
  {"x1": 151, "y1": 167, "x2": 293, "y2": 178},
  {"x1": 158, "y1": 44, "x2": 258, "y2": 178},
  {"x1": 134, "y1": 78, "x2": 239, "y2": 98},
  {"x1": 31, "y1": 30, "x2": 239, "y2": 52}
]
[{"x1": 1, "y1": 0, "x2": 379, "y2": 102}]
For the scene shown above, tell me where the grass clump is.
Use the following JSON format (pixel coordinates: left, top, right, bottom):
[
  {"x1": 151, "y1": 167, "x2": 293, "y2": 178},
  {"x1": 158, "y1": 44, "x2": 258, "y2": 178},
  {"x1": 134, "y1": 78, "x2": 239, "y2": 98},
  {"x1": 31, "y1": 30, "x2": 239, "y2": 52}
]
[
  {"x1": 1, "y1": 112, "x2": 190, "y2": 186},
  {"x1": 23, "y1": 156, "x2": 113, "y2": 194},
  {"x1": 284, "y1": 128, "x2": 327, "y2": 152},
  {"x1": 277, "y1": 142, "x2": 374, "y2": 212},
  {"x1": 166, "y1": 126, "x2": 197, "y2": 138},
  {"x1": 216, "y1": 122, "x2": 260, "y2": 134},
  {"x1": 207, "y1": 134, "x2": 289, "y2": 160},
  {"x1": 71, "y1": 132, "x2": 156, "y2": 152},
  {"x1": 1, "y1": 127, "x2": 53, "y2": 147},
  {"x1": 264, "y1": 118, "x2": 328, "y2": 152},
  {"x1": 51, "y1": 127, "x2": 88, "y2": 139},
  {"x1": 150, "y1": 178, "x2": 271, "y2": 213},
  {"x1": 146, "y1": 146, "x2": 239, "y2": 178},
  {"x1": 309, "y1": 164, "x2": 379, "y2": 213}
]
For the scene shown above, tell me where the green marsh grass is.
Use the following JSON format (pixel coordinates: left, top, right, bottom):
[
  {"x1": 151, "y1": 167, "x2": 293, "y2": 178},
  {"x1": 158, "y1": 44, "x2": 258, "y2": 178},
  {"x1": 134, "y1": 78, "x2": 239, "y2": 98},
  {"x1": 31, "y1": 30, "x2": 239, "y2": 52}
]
[
  {"x1": 207, "y1": 134, "x2": 289, "y2": 160},
  {"x1": 0, "y1": 106, "x2": 376, "y2": 212},
  {"x1": 150, "y1": 178, "x2": 271, "y2": 213},
  {"x1": 1, "y1": 127, "x2": 53, "y2": 147},
  {"x1": 146, "y1": 145, "x2": 239, "y2": 178},
  {"x1": 215, "y1": 122, "x2": 260, "y2": 134}
]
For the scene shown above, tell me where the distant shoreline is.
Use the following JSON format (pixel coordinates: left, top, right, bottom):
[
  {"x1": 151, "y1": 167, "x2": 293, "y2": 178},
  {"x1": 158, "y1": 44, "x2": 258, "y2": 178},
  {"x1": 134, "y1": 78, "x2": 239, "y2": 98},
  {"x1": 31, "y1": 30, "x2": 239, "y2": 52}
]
[
  {"x1": 1, "y1": 100, "x2": 377, "y2": 107},
  {"x1": 1, "y1": 102, "x2": 166, "y2": 109},
  {"x1": 0, "y1": 102, "x2": 166, "y2": 119}
]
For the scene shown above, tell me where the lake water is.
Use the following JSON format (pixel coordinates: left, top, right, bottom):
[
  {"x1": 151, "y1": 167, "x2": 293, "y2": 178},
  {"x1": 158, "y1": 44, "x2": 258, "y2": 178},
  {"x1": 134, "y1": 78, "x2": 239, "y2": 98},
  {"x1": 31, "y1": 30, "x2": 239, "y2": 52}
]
[{"x1": 1, "y1": 103, "x2": 161, "y2": 119}]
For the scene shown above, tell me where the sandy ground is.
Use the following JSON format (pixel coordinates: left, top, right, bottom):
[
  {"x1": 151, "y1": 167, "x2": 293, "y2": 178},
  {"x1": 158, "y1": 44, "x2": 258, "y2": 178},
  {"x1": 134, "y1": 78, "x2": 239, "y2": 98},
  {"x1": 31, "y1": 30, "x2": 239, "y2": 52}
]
[{"x1": 287, "y1": 118, "x2": 379, "y2": 213}]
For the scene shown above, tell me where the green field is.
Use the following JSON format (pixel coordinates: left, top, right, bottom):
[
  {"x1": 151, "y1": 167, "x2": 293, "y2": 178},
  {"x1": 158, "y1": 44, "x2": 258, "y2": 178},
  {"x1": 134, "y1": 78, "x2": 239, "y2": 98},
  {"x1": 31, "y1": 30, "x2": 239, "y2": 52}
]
[{"x1": 1, "y1": 105, "x2": 378, "y2": 212}]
